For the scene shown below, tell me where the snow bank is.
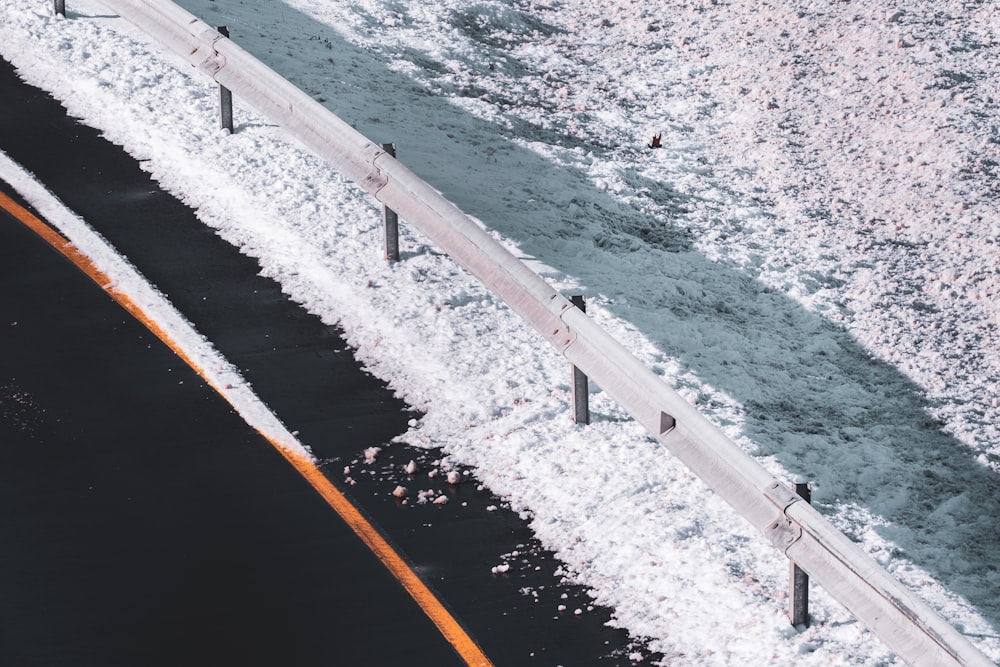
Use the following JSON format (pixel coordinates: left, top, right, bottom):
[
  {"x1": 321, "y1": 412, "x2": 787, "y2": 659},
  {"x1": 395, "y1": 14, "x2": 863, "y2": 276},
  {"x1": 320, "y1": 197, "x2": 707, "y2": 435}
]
[{"x1": 2, "y1": 0, "x2": 997, "y2": 663}]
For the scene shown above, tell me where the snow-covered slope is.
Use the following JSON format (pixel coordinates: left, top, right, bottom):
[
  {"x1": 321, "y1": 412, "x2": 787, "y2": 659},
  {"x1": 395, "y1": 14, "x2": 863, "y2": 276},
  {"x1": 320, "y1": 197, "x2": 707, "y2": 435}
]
[{"x1": 1, "y1": 0, "x2": 997, "y2": 663}]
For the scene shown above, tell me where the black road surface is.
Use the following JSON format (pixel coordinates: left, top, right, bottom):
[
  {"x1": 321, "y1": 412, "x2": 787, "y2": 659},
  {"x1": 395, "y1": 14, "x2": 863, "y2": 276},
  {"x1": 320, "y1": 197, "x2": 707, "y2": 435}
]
[{"x1": 0, "y1": 56, "x2": 655, "y2": 666}]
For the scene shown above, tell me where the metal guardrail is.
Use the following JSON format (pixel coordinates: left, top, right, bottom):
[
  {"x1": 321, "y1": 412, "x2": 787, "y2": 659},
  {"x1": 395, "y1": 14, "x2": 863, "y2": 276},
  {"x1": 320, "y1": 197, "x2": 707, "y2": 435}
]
[{"x1": 92, "y1": 2, "x2": 993, "y2": 664}]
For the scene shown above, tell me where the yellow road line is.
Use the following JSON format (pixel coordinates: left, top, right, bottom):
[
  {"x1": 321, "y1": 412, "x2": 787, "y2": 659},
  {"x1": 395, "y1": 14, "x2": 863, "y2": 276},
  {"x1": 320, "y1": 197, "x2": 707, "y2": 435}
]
[
  {"x1": 0, "y1": 190, "x2": 494, "y2": 667},
  {"x1": 0, "y1": 191, "x2": 207, "y2": 380}
]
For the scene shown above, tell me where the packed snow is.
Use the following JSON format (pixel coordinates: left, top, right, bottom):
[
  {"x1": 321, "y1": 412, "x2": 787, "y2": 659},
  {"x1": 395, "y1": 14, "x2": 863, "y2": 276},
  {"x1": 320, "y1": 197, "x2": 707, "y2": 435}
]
[
  {"x1": 0, "y1": 151, "x2": 313, "y2": 460},
  {"x1": 2, "y1": 0, "x2": 998, "y2": 664}
]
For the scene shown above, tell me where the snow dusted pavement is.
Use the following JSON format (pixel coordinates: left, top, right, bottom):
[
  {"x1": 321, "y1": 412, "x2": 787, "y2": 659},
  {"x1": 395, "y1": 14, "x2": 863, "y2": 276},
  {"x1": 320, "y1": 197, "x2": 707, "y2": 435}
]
[{"x1": 1, "y1": 0, "x2": 998, "y2": 664}]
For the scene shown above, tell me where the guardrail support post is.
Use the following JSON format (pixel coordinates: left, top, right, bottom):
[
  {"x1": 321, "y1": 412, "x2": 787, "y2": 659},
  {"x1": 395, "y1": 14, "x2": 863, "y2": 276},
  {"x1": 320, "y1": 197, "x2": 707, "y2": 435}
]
[
  {"x1": 570, "y1": 295, "x2": 590, "y2": 425},
  {"x1": 381, "y1": 143, "x2": 400, "y2": 262},
  {"x1": 217, "y1": 26, "x2": 234, "y2": 133},
  {"x1": 789, "y1": 479, "x2": 811, "y2": 627},
  {"x1": 54, "y1": 0, "x2": 66, "y2": 16}
]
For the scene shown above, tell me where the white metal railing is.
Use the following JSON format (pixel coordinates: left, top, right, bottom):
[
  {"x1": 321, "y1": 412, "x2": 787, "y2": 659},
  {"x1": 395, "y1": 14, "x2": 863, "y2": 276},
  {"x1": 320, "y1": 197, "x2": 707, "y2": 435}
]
[{"x1": 90, "y1": 2, "x2": 993, "y2": 665}]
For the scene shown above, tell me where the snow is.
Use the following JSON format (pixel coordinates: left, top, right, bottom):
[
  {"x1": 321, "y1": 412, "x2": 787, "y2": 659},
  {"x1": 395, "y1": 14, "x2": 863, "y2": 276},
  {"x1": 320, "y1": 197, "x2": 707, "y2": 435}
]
[
  {"x1": 0, "y1": 151, "x2": 313, "y2": 461},
  {"x1": 2, "y1": 0, "x2": 998, "y2": 664}
]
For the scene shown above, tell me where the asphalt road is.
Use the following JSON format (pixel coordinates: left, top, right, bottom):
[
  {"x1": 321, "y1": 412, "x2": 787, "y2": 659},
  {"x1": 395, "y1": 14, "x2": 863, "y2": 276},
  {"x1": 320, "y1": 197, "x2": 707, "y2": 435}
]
[
  {"x1": 0, "y1": 191, "x2": 467, "y2": 665},
  {"x1": 0, "y1": 56, "x2": 654, "y2": 666}
]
